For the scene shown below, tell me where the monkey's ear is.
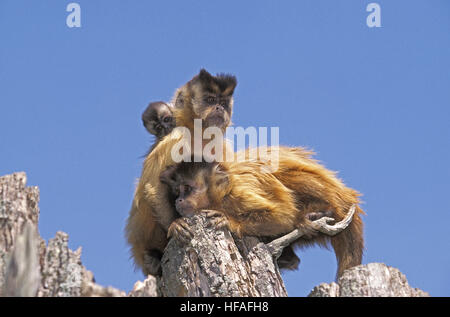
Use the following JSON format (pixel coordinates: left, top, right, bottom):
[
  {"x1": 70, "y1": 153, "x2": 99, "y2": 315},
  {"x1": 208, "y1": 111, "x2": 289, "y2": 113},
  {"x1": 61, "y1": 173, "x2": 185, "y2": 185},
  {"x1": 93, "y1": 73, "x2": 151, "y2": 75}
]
[
  {"x1": 225, "y1": 76, "x2": 237, "y2": 95},
  {"x1": 215, "y1": 73, "x2": 237, "y2": 96},
  {"x1": 198, "y1": 69, "x2": 214, "y2": 84},
  {"x1": 142, "y1": 112, "x2": 157, "y2": 136},
  {"x1": 141, "y1": 112, "x2": 149, "y2": 126},
  {"x1": 212, "y1": 163, "x2": 229, "y2": 188},
  {"x1": 142, "y1": 104, "x2": 151, "y2": 123},
  {"x1": 174, "y1": 91, "x2": 184, "y2": 109},
  {"x1": 160, "y1": 165, "x2": 178, "y2": 187}
]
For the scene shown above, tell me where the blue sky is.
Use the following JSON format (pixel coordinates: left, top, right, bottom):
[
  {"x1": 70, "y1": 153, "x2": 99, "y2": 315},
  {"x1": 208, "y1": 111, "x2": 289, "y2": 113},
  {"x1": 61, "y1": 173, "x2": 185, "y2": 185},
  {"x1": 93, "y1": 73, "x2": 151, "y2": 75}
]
[{"x1": 1, "y1": 1, "x2": 449, "y2": 296}]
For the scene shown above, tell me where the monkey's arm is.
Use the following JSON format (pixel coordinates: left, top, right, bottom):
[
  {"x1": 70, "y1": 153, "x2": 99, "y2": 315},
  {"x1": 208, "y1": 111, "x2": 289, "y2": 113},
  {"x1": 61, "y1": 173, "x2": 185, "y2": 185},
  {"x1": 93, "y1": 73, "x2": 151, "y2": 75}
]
[{"x1": 266, "y1": 205, "x2": 356, "y2": 260}]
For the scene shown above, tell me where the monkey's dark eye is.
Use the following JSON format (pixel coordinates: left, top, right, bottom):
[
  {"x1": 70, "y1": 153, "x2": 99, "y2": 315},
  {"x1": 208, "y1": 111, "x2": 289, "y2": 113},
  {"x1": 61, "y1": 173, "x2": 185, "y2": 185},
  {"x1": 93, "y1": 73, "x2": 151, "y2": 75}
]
[
  {"x1": 207, "y1": 97, "x2": 216, "y2": 104},
  {"x1": 162, "y1": 116, "x2": 171, "y2": 123},
  {"x1": 183, "y1": 184, "x2": 192, "y2": 194}
]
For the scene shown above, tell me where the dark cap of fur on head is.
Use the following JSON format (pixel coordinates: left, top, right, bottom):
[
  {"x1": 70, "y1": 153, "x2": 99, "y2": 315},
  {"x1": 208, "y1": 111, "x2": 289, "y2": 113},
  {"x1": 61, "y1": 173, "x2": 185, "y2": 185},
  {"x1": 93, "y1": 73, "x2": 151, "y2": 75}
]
[
  {"x1": 193, "y1": 69, "x2": 237, "y2": 95},
  {"x1": 160, "y1": 160, "x2": 226, "y2": 185}
]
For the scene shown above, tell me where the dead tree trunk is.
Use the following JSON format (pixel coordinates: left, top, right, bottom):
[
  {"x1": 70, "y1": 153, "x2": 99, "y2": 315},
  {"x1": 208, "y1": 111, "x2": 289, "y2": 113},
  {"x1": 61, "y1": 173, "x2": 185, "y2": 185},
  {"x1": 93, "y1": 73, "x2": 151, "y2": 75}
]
[
  {"x1": 0, "y1": 172, "x2": 126, "y2": 297},
  {"x1": 159, "y1": 214, "x2": 287, "y2": 297},
  {"x1": 0, "y1": 172, "x2": 41, "y2": 296},
  {"x1": 308, "y1": 263, "x2": 429, "y2": 297}
]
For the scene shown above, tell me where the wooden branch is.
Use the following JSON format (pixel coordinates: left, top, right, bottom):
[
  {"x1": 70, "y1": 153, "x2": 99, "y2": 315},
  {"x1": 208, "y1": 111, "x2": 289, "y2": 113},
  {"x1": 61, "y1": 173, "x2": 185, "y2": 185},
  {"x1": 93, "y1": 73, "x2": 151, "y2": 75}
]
[{"x1": 159, "y1": 214, "x2": 287, "y2": 297}]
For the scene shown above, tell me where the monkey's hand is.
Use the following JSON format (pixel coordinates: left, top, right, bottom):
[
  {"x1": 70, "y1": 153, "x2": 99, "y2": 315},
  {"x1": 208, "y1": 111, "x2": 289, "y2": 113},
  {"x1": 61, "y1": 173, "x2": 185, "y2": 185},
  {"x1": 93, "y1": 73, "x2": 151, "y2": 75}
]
[
  {"x1": 267, "y1": 205, "x2": 356, "y2": 260},
  {"x1": 167, "y1": 218, "x2": 194, "y2": 244},
  {"x1": 200, "y1": 210, "x2": 230, "y2": 231}
]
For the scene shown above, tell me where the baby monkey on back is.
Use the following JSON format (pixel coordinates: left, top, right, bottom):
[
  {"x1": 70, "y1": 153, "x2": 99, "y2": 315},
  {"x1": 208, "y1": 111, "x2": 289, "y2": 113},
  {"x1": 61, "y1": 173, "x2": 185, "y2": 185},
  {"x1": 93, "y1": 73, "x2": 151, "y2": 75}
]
[
  {"x1": 160, "y1": 148, "x2": 365, "y2": 278},
  {"x1": 142, "y1": 101, "x2": 175, "y2": 152}
]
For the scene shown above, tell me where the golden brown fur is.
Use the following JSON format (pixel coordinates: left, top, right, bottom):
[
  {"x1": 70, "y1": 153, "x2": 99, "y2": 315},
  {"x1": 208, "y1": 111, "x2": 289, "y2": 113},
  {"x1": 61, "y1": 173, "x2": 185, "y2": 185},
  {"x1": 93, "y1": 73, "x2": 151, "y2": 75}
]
[
  {"x1": 163, "y1": 147, "x2": 365, "y2": 278},
  {"x1": 225, "y1": 147, "x2": 364, "y2": 278}
]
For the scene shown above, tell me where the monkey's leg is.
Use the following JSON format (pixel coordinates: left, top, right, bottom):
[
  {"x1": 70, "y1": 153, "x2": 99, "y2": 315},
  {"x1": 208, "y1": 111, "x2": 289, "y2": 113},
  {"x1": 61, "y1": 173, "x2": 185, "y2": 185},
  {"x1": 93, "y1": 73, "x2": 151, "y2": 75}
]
[
  {"x1": 267, "y1": 205, "x2": 356, "y2": 260},
  {"x1": 306, "y1": 210, "x2": 334, "y2": 221},
  {"x1": 277, "y1": 245, "x2": 301, "y2": 271},
  {"x1": 143, "y1": 250, "x2": 163, "y2": 276}
]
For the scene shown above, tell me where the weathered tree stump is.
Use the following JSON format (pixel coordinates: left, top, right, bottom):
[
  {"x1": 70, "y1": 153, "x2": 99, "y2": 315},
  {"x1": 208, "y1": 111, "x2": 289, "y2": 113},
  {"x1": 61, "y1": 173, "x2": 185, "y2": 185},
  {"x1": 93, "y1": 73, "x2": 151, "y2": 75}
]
[
  {"x1": 159, "y1": 214, "x2": 287, "y2": 297},
  {"x1": 308, "y1": 263, "x2": 429, "y2": 297}
]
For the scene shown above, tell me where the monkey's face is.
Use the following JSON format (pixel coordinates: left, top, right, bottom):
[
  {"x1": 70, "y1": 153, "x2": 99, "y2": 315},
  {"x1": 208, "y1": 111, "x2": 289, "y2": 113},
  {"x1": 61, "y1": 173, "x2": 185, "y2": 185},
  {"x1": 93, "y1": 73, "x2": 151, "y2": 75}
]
[
  {"x1": 142, "y1": 102, "x2": 175, "y2": 139},
  {"x1": 190, "y1": 69, "x2": 237, "y2": 131},
  {"x1": 160, "y1": 163, "x2": 212, "y2": 217},
  {"x1": 201, "y1": 94, "x2": 232, "y2": 129},
  {"x1": 172, "y1": 173, "x2": 210, "y2": 217}
]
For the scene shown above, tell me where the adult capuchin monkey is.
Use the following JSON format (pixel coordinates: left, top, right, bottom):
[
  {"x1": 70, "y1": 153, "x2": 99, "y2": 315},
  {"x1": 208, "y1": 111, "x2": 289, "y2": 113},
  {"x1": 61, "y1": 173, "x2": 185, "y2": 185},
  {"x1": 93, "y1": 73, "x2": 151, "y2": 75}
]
[
  {"x1": 159, "y1": 149, "x2": 365, "y2": 278},
  {"x1": 126, "y1": 69, "x2": 237, "y2": 276}
]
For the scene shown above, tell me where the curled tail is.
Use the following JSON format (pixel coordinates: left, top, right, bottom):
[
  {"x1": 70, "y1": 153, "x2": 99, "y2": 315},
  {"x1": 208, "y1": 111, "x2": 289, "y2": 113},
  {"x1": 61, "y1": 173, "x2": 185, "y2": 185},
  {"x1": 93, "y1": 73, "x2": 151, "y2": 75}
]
[{"x1": 330, "y1": 205, "x2": 364, "y2": 278}]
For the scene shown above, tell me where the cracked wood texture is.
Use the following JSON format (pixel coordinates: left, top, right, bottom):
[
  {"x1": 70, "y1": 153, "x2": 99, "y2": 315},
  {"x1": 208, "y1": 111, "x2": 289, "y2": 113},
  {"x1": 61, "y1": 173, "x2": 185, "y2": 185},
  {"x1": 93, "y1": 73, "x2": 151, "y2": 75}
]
[
  {"x1": 159, "y1": 214, "x2": 287, "y2": 297},
  {"x1": 0, "y1": 172, "x2": 40, "y2": 296},
  {"x1": 0, "y1": 172, "x2": 128, "y2": 297},
  {"x1": 308, "y1": 263, "x2": 429, "y2": 297}
]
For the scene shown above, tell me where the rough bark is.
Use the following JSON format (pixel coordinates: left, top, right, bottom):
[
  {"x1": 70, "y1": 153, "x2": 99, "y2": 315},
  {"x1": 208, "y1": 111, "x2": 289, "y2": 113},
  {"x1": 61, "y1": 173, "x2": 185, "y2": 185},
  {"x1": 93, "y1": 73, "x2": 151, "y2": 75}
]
[
  {"x1": 0, "y1": 172, "x2": 128, "y2": 297},
  {"x1": 159, "y1": 214, "x2": 287, "y2": 297},
  {"x1": 308, "y1": 263, "x2": 429, "y2": 297},
  {"x1": 128, "y1": 276, "x2": 159, "y2": 297},
  {"x1": 0, "y1": 172, "x2": 40, "y2": 296}
]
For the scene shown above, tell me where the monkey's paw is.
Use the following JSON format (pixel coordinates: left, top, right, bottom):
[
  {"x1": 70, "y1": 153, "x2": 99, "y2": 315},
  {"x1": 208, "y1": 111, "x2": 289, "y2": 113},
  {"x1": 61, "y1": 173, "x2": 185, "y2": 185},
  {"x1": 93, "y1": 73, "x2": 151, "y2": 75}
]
[
  {"x1": 167, "y1": 218, "x2": 194, "y2": 244},
  {"x1": 306, "y1": 210, "x2": 334, "y2": 222},
  {"x1": 201, "y1": 210, "x2": 230, "y2": 231}
]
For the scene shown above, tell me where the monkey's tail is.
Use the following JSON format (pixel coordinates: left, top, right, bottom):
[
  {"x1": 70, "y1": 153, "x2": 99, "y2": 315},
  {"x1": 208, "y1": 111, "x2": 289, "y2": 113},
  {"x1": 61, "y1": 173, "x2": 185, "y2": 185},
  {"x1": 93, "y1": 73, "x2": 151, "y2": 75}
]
[{"x1": 330, "y1": 205, "x2": 364, "y2": 279}]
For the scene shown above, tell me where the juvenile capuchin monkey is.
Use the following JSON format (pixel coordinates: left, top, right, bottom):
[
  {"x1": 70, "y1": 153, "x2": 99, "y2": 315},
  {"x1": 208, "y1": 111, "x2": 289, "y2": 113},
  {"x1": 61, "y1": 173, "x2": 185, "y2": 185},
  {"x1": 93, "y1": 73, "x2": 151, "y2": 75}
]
[
  {"x1": 141, "y1": 101, "x2": 176, "y2": 153},
  {"x1": 142, "y1": 101, "x2": 175, "y2": 140},
  {"x1": 126, "y1": 69, "x2": 237, "y2": 276},
  {"x1": 160, "y1": 147, "x2": 365, "y2": 278}
]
